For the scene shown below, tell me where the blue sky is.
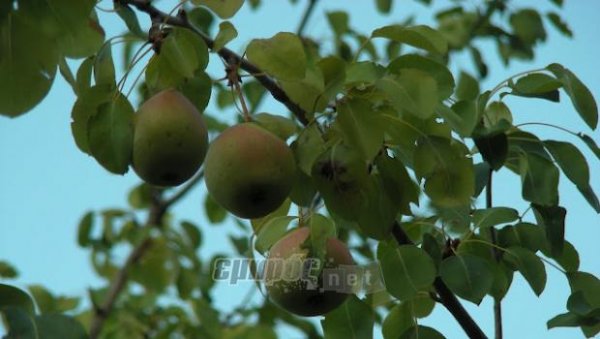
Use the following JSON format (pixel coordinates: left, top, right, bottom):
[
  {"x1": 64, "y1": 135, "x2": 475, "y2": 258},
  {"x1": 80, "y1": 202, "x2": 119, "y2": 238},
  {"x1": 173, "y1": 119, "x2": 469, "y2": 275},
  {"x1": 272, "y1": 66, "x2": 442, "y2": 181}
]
[{"x1": 1, "y1": 0, "x2": 599, "y2": 338}]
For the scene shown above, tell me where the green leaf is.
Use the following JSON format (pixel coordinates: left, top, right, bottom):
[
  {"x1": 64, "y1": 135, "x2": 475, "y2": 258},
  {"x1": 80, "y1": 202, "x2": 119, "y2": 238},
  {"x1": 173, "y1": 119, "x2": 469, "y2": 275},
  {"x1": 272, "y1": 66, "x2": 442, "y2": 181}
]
[
  {"x1": 483, "y1": 101, "x2": 513, "y2": 127},
  {"x1": 345, "y1": 61, "x2": 385, "y2": 86},
  {"x1": 510, "y1": 9, "x2": 546, "y2": 45},
  {"x1": 356, "y1": 175, "x2": 399, "y2": 239},
  {"x1": 377, "y1": 71, "x2": 438, "y2": 119},
  {"x1": 472, "y1": 207, "x2": 519, "y2": 229},
  {"x1": 127, "y1": 183, "x2": 152, "y2": 209},
  {"x1": 87, "y1": 95, "x2": 134, "y2": 175},
  {"x1": 181, "y1": 221, "x2": 202, "y2": 249},
  {"x1": 76, "y1": 56, "x2": 94, "y2": 94},
  {"x1": 543, "y1": 140, "x2": 599, "y2": 212},
  {"x1": 548, "y1": 63, "x2": 598, "y2": 129},
  {"x1": 455, "y1": 71, "x2": 479, "y2": 101},
  {"x1": 388, "y1": 54, "x2": 455, "y2": 100},
  {"x1": 310, "y1": 214, "x2": 336, "y2": 263},
  {"x1": 513, "y1": 73, "x2": 562, "y2": 94},
  {"x1": 413, "y1": 137, "x2": 474, "y2": 207},
  {"x1": 567, "y1": 271, "x2": 600, "y2": 309},
  {"x1": 35, "y1": 314, "x2": 87, "y2": 339},
  {"x1": 377, "y1": 243, "x2": 436, "y2": 301},
  {"x1": 321, "y1": 295, "x2": 375, "y2": 339},
  {"x1": 439, "y1": 254, "x2": 494, "y2": 304},
  {"x1": 130, "y1": 238, "x2": 176, "y2": 292},
  {"x1": 163, "y1": 27, "x2": 209, "y2": 78},
  {"x1": 179, "y1": 71, "x2": 212, "y2": 113},
  {"x1": 399, "y1": 326, "x2": 445, "y2": 339},
  {"x1": 546, "y1": 12, "x2": 572, "y2": 37},
  {"x1": 193, "y1": 0, "x2": 244, "y2": 19},
  {"x1": 446, "y1": 100, "x2": 478, "y2": 137},
  {"x1": 532, "y1": 204, "x2": 566, "y2": 257},
  {"x1": 498, "y1": 222, "x2": 545, "y2": 252},
  {"x1": 70, "y1": 84, "x2": 113, "y2": 154},
  {"x1": 77, "y1": 211, "x2": 95, "y2": 247},
  {"x1": 1, "y1": 307, "x2": 36, "y2": 338},
  {"x1": 312, "y1": 144, "x2": 369, "y2": 221},
  {"x1": 376, "y1": 0, "x2": 392, "y2": 13},
  {"x1": 518, "y1": 152, "x2": 559, "y2": 206},
  {"x1": 474, "y1": 132, "x2": 508, "y2": 170},
  {"x1": 0, "y1": 261, "x2": 18, "y2": 279},
  {"x1": 204, "y1": 194, "x2": 227, "y2": 223},
  {"x1": 546, "y1": 240, "x2": 580, "y2": 272},
  {"x1": 473, "y1": 162, "x2": 490, "y2": 198},
  {"x1": 577, "y1": 133, "x2": 600, "y2": 161},
  {"x1": 289, "y1": 169, "x2": 317, "y2": 207},
  {"x1": 60, "y1": 14, "x2": 105, "y2": 59},
  {"x1": 336, "y1": 98, "x2": 384, "y2": 161},
  {"x1": 247, "y1": 32, "x2": 307, "y2": 81},
  {"x1": 326, "y1": 11, "x2": 349, "y2": 36},
  {"x1": 58, "y1": 57, "x2": 77, "y2": 94},
  {"x1": 253, "y1": 113, "x2": 298, "y2": 140},
  {"x1": 372, "y1": 25, "x2": 448, "y2": 55},
  {"x1": 251, "y1": 198, "x2": 291, "y2": 233},
  {"x1": 382, "y1": 303, "x2": 416, "y2": 339},
  {"x1": 255, "y1": 216, "x2": 295, "y2": 254},
  {"x1": 376, "y1": 153, "x2": 420, "y2": 215},
  {"x1": 0, "y1": 12, "x2": 58, "y2": 117},
  {"x1": 470, "y1": 46, "x2": 488, "y2": 78},
  {"x1": 114, "y1": 2, "x2": 145, "y2": 39},
  {"x1": 505, "y1": 246, "x2": 547, "y2": 296},
  {"x1": 94, "y1": 43, "x2": 116, "y2": 87},
  {"x1": 213, "y1": 21, "x2": 237, "y2": 51},
  {"x1": 0, "y1": 284, "x2": 35, "y2": 315}
]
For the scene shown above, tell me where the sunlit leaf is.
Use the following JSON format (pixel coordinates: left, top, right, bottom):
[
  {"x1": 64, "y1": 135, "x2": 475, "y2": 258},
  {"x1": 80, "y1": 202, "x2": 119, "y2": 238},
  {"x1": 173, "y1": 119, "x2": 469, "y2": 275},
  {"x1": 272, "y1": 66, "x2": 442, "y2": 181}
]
[
  {"x1": 247, "y1": 32, "x2": 307, "y2": 81},
  {"x1": 213, "y1": 21, "x2": 238, "y2": 51},
  {"x1": 372, "y1": 25, "x2": 448, "y2": 54}
]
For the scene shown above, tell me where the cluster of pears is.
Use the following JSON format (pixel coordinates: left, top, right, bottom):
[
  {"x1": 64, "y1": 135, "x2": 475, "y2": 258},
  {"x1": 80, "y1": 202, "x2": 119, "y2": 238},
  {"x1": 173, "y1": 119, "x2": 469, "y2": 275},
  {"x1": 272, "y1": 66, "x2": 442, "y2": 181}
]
[
  {"x1": 132, "y1": 89, "x2": 354, "y2": 317},
  {"x1": 131, "y1": 88, "x2": 296, "y2": 219}
]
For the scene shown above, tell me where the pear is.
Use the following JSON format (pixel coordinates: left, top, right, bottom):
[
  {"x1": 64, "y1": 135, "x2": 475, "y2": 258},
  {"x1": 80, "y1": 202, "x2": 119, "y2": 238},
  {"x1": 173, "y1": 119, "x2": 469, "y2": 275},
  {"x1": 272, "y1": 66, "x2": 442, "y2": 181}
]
[
  {"x1": 204, "y1": 123, "x2": 296, "y2": 219},
  {"x1": 132, "y1": 89, "x2": 208, "y2": 186},
  {"x1": 265, "y1": 227, "x2": 354, "y2": 317}
]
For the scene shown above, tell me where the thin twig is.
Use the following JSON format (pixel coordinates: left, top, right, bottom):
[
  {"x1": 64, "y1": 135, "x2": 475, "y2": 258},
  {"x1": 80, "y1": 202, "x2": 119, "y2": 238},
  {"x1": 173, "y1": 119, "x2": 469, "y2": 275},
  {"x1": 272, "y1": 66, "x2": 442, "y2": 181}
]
[
  {"x1": 296, "y1": 0, "x2": 318, "y2": 36},
  {"x1": 88, "y1": 196, "x2": 165, "y2": 338},
  {"x1": 486, "y1": 169, "x2": 503, "y2": 339}
]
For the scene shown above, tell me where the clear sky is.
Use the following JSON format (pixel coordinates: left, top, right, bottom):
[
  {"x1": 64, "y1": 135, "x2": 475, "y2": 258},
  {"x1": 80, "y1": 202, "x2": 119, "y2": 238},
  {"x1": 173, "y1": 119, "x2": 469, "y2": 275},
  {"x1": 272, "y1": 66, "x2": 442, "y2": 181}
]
[{"x1": 1, "y1": 0, "x2": 599, "y2": 338}]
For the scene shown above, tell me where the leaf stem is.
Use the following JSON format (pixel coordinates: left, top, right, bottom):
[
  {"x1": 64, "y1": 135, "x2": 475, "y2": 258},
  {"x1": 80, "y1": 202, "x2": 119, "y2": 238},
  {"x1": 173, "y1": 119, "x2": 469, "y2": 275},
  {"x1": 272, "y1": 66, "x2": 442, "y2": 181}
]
[{"x1": 486, "y1": 169, "x2": 503, "y2": 339}]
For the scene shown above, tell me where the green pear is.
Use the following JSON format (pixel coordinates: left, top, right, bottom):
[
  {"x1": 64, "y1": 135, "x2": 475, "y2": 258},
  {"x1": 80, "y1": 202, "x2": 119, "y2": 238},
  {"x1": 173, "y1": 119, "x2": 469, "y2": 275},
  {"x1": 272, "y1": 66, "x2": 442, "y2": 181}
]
[
  {"x1": 204, "y1": 123, "x2": 296, "y2": 219},
  {"x1": 265, "y1": 227, "x2": 354, "y2": 317},
  {"x1": 132, "y1": 89, "x2": 208, "y2": 186}
]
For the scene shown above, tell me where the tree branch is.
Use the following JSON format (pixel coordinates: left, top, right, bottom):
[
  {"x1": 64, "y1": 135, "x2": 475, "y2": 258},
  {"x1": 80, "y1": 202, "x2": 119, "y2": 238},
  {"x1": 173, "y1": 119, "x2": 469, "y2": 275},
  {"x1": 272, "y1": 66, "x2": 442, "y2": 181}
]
[
  {"x1": 121, "y1": 1, "x2": 487, "y2": 337},
  {"x1": 123, "y1": 0, "x2": 309, "y2": 125},
  {"x1": 392, "y1": 223, "x2": 487, "y2": 339},
  {"x1": 88, "y1": 192, "x2": 166, "y2": 338}
]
